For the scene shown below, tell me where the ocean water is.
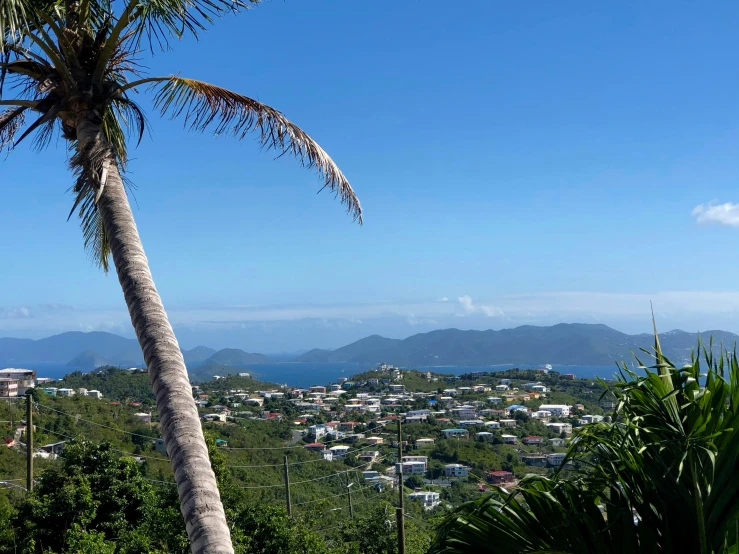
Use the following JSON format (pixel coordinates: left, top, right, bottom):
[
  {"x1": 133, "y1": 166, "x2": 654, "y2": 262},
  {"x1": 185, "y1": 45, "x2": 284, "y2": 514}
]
[
  {"x1": 238, "y1": 362, "x2": 622, "y2": 388},
  {"x1": 24, "y1": 361, "x2": 623, "y2": 389}
]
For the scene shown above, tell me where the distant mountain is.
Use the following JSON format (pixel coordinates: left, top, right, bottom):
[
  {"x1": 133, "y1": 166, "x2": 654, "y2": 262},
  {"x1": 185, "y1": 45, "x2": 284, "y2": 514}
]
[
  {"x1": 66, "y1": 350, "x2": 113, "y2": 371},
  {"x1": 182, "y1": 346, "x2": 217, "y2": 365},
  {"x1": 0, "y1": 331, "x2": 143, "y2": 366},
  {"x1": 0, "y1": 332, "x2": 271, "y2": 371},
  {"x1": 300, "y1": 324, "x2": 739, "y2": 366},
  {"x1": 295, "y1": 335, "x2": 402, "y2": 363},
  {"x1": 202, "y1": 348, "x2": 272, "y2": 366}
]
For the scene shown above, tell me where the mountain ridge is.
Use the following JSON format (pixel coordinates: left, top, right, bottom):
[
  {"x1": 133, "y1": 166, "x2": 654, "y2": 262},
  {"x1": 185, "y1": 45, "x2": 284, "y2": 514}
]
[{"x1": 1, "y1": 324, "x2": 737, "y2": 371}]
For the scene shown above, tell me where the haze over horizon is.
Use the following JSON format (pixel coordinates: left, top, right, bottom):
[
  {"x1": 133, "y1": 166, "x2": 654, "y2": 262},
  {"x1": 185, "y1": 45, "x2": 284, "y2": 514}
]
[{"x1": 4, "y1": 2, "x2": 739, "y2": 351}]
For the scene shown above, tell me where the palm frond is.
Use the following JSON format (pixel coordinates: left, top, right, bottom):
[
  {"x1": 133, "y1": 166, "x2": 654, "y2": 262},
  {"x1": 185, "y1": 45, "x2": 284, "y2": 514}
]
[
  {"x1": 67, "y1": 136, "x2": 112, "y2": 271},
  {"x1": 0, "y1": 105, "x2": 25, "y2": 149},
  {"x1": 0, "y1": 0, "x2": 31, "y2": 46},
  {"x1": 131, "y1": 75, "x2": 362, "y2": 222}
]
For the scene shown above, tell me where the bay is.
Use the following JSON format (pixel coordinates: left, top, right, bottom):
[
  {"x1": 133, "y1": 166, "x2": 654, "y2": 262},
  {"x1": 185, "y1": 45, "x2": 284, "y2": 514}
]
[{"x1": 25, "y1": 361, "x2": 625, "y2": 389}]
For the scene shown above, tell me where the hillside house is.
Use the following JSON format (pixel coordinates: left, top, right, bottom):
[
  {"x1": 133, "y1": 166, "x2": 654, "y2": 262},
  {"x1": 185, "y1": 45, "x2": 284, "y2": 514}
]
[
  {"x1": 547, "y1": 453, "x2": 573, "y2": 467},
  {"x1": 523, "y1": 455, "x2": 548, "y2": 467},
  {"x1": 329, "y1": 445, "x2": 351, "y2": 460},
  {"x1": 539, "y1": 404, "x2": 571, "y2": 417},
  {"x1": 338, "y1": 421, "x2": 358, "y2": 433},
  {"x1": 133, "y1": 412, "x2": 151, "y2": 424},
  {"x1": 487, "y1": 397, "x2": 503, "y2": 404},
  {"x1": 444, "y1": 464, "x2": 469, "y2": 477},
  {"x1": 440, "y1": 428, "x2": 469, "y2": 439},
  {"x1": 304, "y1": 443, "x2": 326, "y2": 453},
  {"x1": 499, "y1": 419, "x2": 517, "y2": 428},
  {"x1": 546, "y1": 422, "x2": 573, "y2": 435},
  {"x1": 495, "y1": 384, "x2": 509, "y2": 392},
  {"x1": 416, "y1": 438, "x2": 435, "y2": 447},
  {"x1": 357, "y1": 451, "x2": 381, "y2": 463},
  {"x1": 0, "y1": 368, "x2": 35, "y2": 395},
  {"x1": 396, "y1": 461, "x2": 426, "y2": 475},
  {"x1": 408, "y1": 491, "x2": 440, "y2": 509},
  {"x1": 310, "y1": 386, "x2": 327, "y2": 393},
  {"x1": 484, "y1": 421, "x2": 501, "y2": 429},
  {"x1": 501, "y1": 434, "x2": 517, "y2": 444},
  {"x1": 476, "y1": 431, "x2": 495, "y2": 441},
  {"x1": 366, "y1": 436, "x2": 384, "y2": 445},
  {"x1": 562, "y1": 373, "x2": 576, "y2": 380},
  {"x1": 487, "y1": 470, "x2": 514, "y2": 484},
  {"x1": 522, "y1": 435, "x2": 544, "y2": 445}
]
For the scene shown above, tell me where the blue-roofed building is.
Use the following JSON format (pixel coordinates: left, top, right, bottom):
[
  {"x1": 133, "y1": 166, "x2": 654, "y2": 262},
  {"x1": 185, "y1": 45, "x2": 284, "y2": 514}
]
[{"x1": 506, "y1": 404, "x2": 529, "y2": 414}]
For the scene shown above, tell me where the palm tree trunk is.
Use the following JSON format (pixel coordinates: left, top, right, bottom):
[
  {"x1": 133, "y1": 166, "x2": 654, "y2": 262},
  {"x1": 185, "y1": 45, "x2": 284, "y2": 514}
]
[{"x1": 75, "y1": 115, "x2": 234, "y2": 554}]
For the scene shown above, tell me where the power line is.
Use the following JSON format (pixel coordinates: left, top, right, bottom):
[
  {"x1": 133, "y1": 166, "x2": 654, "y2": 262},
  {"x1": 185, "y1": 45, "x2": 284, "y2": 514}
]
[
  {"x1": 293, "y1": 483, "x2": 376, "y2": 506},
  {"x1": 227, "y1": 443, "x2": 381, "y2": 469},
  {"x1": 237, "y1": 459, "x2": 380, "y2": 490},
  {"x1": 36, "y1": 403, "x2": 157, "y2": 439},
  {"x1": 34, "y1": 426, "x2": 169, "y2": 462}
]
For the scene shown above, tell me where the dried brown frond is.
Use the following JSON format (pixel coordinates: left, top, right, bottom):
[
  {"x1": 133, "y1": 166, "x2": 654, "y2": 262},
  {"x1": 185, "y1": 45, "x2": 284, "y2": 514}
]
[
  {"x1": 0, "y1": 106, "x2": 26, "y2": 149},
  {"x1": 150, "y1": 76, "x2": 362, "y2": 223}
]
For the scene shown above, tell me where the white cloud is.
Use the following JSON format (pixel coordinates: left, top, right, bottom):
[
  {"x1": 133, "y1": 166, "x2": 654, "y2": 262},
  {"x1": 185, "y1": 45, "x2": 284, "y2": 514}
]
[
  {"x1": 692, "y1": 202, "x2": 739, "y2": 227},
  {"x1": 457, "y1": 296, "x2": 504, "y2": 317},
  {"x1": 437, "y1": 297, "x2": 449, "y2": 302}
]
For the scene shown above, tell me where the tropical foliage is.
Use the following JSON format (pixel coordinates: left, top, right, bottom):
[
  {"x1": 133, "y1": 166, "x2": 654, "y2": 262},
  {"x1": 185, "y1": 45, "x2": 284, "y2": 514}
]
[
  {"x1": 431, "y1": 333, "x2": 739, "y2": 554},
  {"x1": 2, "y1": 0, "x2": 362, "y2": 550}
]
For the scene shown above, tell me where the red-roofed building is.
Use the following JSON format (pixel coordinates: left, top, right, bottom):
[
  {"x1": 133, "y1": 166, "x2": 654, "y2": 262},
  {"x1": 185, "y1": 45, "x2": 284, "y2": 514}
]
[
  {"x1": 522, "y1": 436, "x2": 544, "y2": 445},
  {"x1": 562, "y1": 374, "x2": 576, "y2": 380},
  {"x1": 339, "y1": 421, "x2": 358, "y2": 432},
  {"x1": 486, "y1": 471, "x2": 514, "y2": 484},
  {"x1": 304, "y1": 443, "x2": 326, "y2": 452}
]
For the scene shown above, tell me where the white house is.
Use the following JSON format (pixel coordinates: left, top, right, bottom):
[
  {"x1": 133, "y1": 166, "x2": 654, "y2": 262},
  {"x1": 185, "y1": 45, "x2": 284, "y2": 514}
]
[
  {"x1": 501, "y1": 434, "x2": 517, "y2": 444},
  {"x1": 329, "y1": 445, "x2": 351, "y2": 460},
  {"x1": 444, "y1": 464, "x2": 469, "y2": 477},
  {"x1": 495, "y1": 384, "x2": 509, "y2": 392},
  {"x1": 581, "y1": 414, "x2": 605, "y2": 424},
  {"x1": 87, "y1": 390, "x2": 103, "y2": 399},
  {"x1": 499, "y1": 379, "x2": 511, "y2": 385},
  {"x1": 546, "y1": 422, "x2": 573, "y2": 435},
  {"x1": 538, "y1": 404, "x2": 571, "y2": 417},
  {"x1": 408, "y1": 491, "x2": 441, "y2": 509},
  {"x1": 484, "y1": 421, "x2": 501, "y2": 429},
  {"x1": 546, "y1": 453, "x2": 572, "y2": 467},
  {"x1": 402, "y1": 455, "x2": 428, "y2": 470},
  {"x1": 487, "y1": 397, "x2": 503, "y2": 404},
  {"x1": 57, "y1": 388, "x2": 75, "y2": 397},
  {"x1": 499, "y1": 419, "x2": 517, "y2": 428},
  {"x1": 396, "y1": 461, "x2": 426, "y2": 475},
  {"x1": 416, "y1": 438, "x2": 435, "y2": 447}
]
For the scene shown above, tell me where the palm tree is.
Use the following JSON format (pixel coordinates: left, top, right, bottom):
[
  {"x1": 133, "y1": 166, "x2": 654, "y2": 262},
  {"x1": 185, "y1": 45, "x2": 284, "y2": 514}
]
[
  {"x1": 431, "y1": 331, "x2": 739, "y2": 554},
  {"x1": 0, "y1": 2, "x2": 361, "y2": 552}
]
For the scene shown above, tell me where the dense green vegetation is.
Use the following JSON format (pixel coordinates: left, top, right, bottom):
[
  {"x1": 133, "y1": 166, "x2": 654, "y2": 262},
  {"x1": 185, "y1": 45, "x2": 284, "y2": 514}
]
[{"x1": 431, "y1": 338, "x2": 739, "y2": 554}]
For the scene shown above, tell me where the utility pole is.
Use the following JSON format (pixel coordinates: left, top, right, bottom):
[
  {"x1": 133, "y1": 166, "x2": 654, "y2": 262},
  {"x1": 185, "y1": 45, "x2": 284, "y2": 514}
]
[
  {"x1": 347, "y1": 482, "x2": 354, "y2": 519},
  {"x1": 26, "y1": 392, "x2": 33, "y2": 492},
  {"x1": 396, "y1": 418, "x2": 406, "y2": 554},
  {"x1": 284, "y1": 455, "x2": 292, "y2": 517}
]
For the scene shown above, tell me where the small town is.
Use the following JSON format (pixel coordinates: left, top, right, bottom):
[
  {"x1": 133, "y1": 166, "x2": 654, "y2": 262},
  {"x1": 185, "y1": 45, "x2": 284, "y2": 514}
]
[{"x1": 2, "y1": 363, "x2": 611, "y2": 513}]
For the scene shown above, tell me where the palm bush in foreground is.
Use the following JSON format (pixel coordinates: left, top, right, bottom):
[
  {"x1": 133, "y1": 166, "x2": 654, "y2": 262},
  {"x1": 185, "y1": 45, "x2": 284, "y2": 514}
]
[
  {"x1": 1, "y1": 1, "x2": 361, "y2": 552},
  {"x1": 431, "y1": 332, "x2": 739, "y2": 554}
]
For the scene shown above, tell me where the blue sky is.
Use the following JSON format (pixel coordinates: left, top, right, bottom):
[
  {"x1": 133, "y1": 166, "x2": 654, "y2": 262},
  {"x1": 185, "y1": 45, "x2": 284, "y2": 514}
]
[{"x1": 3, "y1": 1, "x2": 739, "y2": 351}]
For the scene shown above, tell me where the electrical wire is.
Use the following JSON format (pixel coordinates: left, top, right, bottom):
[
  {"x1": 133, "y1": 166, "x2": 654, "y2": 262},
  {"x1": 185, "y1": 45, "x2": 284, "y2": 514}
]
[{"x1": 36, "y1": 403, "x2": 156, "y2": 439}]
